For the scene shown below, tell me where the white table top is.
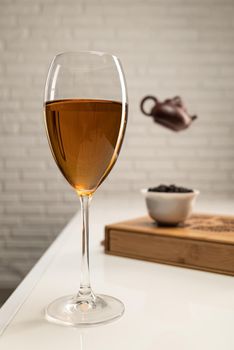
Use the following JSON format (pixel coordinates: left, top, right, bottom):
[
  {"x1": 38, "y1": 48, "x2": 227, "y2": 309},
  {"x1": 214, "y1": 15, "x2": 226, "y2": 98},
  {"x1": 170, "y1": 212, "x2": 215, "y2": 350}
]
[{"x1": 0, "y1": 193, "x2": 234, "y2": 350}]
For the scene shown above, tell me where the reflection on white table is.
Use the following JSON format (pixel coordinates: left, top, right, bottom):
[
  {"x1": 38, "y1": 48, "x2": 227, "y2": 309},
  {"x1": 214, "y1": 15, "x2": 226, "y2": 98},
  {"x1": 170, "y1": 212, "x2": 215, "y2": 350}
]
[{"x1": 0, "y1": 194, "x2": 234, "y2": 350}]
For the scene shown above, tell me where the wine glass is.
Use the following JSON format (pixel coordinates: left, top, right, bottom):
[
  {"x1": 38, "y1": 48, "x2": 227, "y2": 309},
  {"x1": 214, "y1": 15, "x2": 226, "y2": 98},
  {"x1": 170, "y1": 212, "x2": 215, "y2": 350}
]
[{"x1": 43, "y1": 51, "x2": 128, "y2": 326}]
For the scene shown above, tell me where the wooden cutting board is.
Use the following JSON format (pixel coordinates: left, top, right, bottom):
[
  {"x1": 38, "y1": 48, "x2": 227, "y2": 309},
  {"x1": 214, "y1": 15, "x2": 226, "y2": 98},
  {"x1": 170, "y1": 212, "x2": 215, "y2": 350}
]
[{"x1": 104, "y1": 214, "x2": 234, "y2": 276}]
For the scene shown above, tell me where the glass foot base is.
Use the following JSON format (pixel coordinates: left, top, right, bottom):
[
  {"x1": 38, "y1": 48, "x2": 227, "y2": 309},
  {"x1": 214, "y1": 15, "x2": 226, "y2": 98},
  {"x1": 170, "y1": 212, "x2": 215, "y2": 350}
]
[{"x1": 45, "y1": 294, "x2": 125, "y2": 326}]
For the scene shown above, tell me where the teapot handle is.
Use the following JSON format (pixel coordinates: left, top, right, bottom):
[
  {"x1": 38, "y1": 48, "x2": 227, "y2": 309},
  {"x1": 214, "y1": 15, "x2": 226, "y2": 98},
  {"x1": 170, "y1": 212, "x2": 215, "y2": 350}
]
[{"x1": 140, "y1": 96, "x2": 158, "y2": 116}]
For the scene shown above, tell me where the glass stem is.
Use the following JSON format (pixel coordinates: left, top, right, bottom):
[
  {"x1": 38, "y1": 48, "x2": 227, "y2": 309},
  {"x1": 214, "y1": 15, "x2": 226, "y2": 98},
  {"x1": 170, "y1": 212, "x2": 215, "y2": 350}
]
[{"x1": 78, "y1": 194, "x2": 94, "y2": 301}]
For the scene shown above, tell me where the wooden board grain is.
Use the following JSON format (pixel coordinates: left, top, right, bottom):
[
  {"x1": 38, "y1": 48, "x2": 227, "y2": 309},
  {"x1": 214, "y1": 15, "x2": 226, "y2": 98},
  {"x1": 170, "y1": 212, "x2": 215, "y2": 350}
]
[{"x1": 105, "y1": 214, "x2": 234, "y2": 276}]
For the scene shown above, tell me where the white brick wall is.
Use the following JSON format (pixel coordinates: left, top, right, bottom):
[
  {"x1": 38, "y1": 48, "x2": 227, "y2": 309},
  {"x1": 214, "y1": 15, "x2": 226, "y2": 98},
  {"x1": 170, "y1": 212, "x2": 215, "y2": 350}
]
[{"x1": 0, "y1": 0, "x2": 234, "y2": 288}]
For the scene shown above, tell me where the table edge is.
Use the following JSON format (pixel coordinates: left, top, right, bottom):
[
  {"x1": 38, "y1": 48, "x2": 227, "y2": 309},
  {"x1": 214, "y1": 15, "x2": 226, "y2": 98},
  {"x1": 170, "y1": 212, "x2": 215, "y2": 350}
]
[{"x1": 0, "y1": 214, "x2": 77, "y2": 336}]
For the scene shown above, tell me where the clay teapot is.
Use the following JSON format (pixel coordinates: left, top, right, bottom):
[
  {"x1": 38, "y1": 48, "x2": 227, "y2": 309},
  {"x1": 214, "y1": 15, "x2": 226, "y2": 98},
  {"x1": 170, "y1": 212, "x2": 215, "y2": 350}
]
[{"x1": 140, "y1": 95, "x2": 197, "y2": 131}]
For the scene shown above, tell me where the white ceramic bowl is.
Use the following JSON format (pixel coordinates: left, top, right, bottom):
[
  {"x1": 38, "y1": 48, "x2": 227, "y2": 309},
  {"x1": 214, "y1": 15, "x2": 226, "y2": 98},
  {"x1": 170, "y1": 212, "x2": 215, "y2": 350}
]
[{"x1": 141, "y1": 188, "x2": 199, "y2": 226}]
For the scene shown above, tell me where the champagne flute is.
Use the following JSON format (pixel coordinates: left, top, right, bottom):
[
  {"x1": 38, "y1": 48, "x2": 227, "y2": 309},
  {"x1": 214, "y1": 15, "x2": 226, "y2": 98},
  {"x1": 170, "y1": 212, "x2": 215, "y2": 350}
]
[{"x1": 44, "y1": 51, "x2": 128, "y2": 326}]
